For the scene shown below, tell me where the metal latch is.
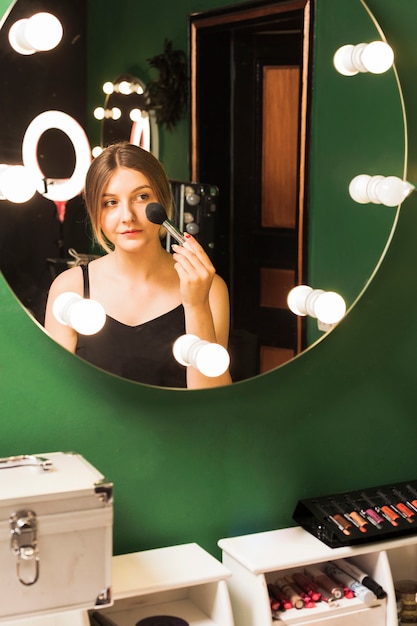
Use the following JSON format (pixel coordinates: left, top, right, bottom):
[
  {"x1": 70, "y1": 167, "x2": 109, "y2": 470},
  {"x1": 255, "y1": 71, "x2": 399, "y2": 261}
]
[{"x1": 10, "y1": 510, "x2": 40, "y2": 585}]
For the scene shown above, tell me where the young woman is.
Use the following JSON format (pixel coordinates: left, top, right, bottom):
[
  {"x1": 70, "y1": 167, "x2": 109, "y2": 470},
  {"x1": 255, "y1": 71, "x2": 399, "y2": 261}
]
[{"x1": 44, "y1": 142, "x2": 232, "y2": 389}]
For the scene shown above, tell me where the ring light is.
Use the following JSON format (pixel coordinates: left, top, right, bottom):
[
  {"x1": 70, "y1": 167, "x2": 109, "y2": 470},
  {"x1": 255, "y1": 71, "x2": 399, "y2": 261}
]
[{"x1": 22, "y1": 110, "x2": 92, "y2": 202}]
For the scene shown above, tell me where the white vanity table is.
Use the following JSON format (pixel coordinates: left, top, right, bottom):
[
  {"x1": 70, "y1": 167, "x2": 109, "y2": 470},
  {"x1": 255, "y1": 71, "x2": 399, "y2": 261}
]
[
  {"x1": 1, "y1": 543, "x2": 234, "y2": 626},
  {"x1": 218, "y1": 525, "x2": 417, "y2": 626}
]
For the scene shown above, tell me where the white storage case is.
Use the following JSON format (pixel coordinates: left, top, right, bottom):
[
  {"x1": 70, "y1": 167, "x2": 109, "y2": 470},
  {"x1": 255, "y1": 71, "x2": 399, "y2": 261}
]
[{"x1": 0, "y1": 451, "x2": 113, "y2": 622}]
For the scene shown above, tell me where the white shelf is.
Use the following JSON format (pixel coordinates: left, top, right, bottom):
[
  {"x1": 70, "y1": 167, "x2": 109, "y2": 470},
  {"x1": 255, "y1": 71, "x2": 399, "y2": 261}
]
[
  {"x1": 95, "y1": 543, "x2": 235, "y2": 626},
  {"x1": 218, "y1": 526, "x2": 417, "y2": 626}
]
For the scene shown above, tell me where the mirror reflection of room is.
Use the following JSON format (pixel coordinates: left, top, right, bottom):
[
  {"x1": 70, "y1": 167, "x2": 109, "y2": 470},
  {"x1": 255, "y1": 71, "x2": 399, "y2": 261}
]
[{"x1": 0, "y1": 0, "x2": 407, "y2": 387}]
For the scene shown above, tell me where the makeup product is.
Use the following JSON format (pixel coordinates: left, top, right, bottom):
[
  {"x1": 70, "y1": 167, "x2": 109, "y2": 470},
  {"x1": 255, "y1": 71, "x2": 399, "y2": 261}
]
[
  {"x1": 335, "y1": 558, "x2": 387, "y2": 599},
  {"x1": 324, "y1": 562, "x2": 377, "y2": 604},
  {"x1": 275, "y1": 577, "x2": 305, "y2": 609},
  {"x1": 146, "y1": 202, "x2": 186, "y2": 245},
  {"x1": 284, "y1": 576, "x2": 315, "y2": 608},
  {"x1": 361, "y1": 492, "x2": 398, "y2": 527},
  {"x1": 314, "y1": 501, "x2": 351, "y2": 536},
  {"x1": 304, "y1": 565, "x2": 344, "y2": 599},
  {"x1": 356, "y1": 498, "x2": 384, "y2": 530},
  {"x1": 392, "y1": 488, "x2": 417, "y2": 516},
  {"x1": 330, "y1": 498, "x2": 364, "y2": 532},
  {"x1": 292, "y1": 572, "x2": 322, "y2": 602},
  {"x1": 344, "y1": 497, "x2": 368, "y2": 533},
  {"x1": 405, "y1": 484, "x2": 417, "y2": 510},
  {"x1": 268, "y1": 583, "x2": 292, "y2": 610},
  {"x1": 377, "y1": 490, "x2": 413, "y2": 523}
]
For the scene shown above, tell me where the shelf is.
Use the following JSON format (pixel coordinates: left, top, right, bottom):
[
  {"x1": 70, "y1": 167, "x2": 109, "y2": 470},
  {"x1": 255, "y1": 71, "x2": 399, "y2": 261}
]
[
  {"x1": 218, "y1": 526, "x2": 416, "y2": 626},
  {"x1": 95, "y1": 543, "x2": 234, "y2": 626}
]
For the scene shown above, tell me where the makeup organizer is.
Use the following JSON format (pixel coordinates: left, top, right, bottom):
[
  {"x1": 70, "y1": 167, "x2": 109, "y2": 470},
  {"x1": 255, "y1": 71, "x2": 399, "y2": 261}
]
[
  {"x1": 292, "y1": 478, "x2": 417, "y2": 548},
  {"x1": 218, "y1": 524, "x2": 417, "y2": 626},
  {"x1": 89, "y1": 543, "x2": 235, "y2": 626}
]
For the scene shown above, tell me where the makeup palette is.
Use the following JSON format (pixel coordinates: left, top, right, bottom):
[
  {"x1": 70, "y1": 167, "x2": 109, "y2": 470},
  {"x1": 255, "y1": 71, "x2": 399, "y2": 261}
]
[{"x1": 293, "y1": 479, "x2": 417, "y2": 547}]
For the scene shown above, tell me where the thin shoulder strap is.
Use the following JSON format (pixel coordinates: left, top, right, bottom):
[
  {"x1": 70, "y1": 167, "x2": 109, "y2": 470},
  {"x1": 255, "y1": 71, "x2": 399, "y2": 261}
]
[{"x1": 81, "y1": 263, "x2": 90, "y2": 298}]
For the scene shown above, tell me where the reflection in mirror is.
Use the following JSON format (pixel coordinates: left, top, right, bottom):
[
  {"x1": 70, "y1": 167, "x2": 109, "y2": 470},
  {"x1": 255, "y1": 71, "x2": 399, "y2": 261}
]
[{"x1": 0, "y1": 0, "x2": 408, "y2": 387}]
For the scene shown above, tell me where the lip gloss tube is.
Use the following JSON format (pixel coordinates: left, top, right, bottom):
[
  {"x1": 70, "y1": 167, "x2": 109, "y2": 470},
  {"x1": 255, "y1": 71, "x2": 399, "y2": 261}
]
[
  {"x1": 377, "y1": 490, "x2": 413, "y2": 523},
  {"x1": 292, "y1": 571, "x2": 322, "y2": 602},
  {"x1": 405, "y1": 484, "x2": 417, "y2": 510},
  {"x1": 304, "y1": 565, "x2": 344, "y2": 599},
  {"x1": 330, "y1": 498, "x2": 364, "y2": 532},
  {"x1": 344, "y1": 497, "x2": 368, "y2": 533},
  {"x1": 268, "y1": 583, "x2": 292, "y2": 610},
  {"x1": 275, "y1": 577, "x2": 305, "y2": 609},
  {"x1": 324, "y1": 562, "x2": 376, "y2": 604},
  {"x1": 392, "y1": 488, "x2": 417, "y2": 516},
  {"x1": 361, "y1": 492, "x2": 398, "y2": 527},
  {"x1": 315, "y1": 501, "x2": 351, "y2": 536}
]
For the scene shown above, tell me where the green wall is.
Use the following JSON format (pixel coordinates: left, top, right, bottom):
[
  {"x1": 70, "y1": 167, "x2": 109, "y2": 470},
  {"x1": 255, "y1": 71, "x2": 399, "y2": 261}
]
[{"x1": 2, "y1": 0, "x2": 417, "y2": 560}]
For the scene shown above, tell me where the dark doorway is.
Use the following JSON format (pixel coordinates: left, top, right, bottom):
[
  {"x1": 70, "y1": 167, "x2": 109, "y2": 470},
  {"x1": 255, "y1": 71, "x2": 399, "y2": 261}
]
[{"x1": 190, "y1": 0, "x2": 311, "y2": 377}]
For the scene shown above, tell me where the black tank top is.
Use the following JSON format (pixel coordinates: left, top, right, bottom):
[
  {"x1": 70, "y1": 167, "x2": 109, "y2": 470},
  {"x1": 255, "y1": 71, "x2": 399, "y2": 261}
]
[{"x1": 76, "y1": 265, "x2": 187, "y2": 388}]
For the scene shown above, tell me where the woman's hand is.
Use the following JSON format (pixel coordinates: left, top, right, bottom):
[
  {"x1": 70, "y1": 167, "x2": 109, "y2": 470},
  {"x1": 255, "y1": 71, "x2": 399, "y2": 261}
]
[{"x1": 171, "y1": 234, "x2": 216, "y2": 307}]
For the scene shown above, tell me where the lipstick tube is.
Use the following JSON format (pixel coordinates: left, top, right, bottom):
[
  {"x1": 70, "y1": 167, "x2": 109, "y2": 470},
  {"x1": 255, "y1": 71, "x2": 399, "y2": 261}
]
[
  {"x1": 275, "y1": 577, "x2": 305, "y2": 609},
  {"x1": 304, "y1": 565, "x2": 344, "y2": 599}
]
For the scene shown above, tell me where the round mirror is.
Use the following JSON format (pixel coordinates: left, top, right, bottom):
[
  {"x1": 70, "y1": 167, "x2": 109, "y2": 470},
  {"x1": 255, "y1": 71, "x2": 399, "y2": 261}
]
[{"x1": 0, "y1": 0, "x2": 407, "y2": 387}]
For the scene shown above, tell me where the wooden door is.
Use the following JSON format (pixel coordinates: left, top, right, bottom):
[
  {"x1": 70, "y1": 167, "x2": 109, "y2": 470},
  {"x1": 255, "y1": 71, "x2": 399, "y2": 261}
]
[{"x1": 190, "y1": 1, "x2": 310, "y2": 377}]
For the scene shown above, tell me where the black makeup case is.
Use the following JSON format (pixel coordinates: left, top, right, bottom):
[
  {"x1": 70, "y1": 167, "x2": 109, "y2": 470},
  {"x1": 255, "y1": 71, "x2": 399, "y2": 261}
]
[{"x1": 293, "y1": 479, "x2": 417, "y2": 548}]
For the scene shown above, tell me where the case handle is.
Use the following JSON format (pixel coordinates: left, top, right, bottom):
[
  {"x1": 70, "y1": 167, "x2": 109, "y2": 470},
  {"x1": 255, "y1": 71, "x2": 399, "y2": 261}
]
[{"x1": 0, "y1": 454, "x2": 53, "y2": 471}]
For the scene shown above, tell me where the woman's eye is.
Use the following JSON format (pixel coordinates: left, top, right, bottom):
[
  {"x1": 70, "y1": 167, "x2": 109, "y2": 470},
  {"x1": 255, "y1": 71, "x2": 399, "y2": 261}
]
[
  {"x1": 134, "y1": 193, "x2": 150, "y2": 202},
  {"x1": 103, "y1": 199, "x2": 117, "y2": 208}
]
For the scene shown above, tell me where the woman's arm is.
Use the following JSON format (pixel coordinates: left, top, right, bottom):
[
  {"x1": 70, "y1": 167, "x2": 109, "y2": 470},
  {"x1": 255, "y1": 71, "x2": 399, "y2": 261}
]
[
  {"x1": 172, "y1": 235, "x2": 232, "y2": 388},
  {"x1": 44, "y1": 267, "x2": 81, "y2": 353}
]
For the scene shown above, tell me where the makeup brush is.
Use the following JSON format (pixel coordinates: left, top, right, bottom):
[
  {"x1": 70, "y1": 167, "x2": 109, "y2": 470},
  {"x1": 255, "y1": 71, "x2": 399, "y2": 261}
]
[{"x1": 145, "y1": 202, "x2": 185, "y2": 245}]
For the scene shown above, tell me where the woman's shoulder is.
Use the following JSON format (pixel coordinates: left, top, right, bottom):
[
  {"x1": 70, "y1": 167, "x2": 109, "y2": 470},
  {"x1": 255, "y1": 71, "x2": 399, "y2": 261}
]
[{"x1": 48, "y1": 265, "x2": 84, "y2": 296}]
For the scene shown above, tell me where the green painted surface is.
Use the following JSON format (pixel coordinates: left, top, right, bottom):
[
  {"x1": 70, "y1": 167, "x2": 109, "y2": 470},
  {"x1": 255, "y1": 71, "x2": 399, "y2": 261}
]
[{"x1": 1, "y1": 0, "x2": 417, "y2": 560}]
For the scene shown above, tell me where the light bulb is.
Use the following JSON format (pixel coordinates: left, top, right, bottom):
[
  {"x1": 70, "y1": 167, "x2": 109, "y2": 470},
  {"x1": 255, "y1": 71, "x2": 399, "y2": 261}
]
[
  {"x1": 118, "y1": 80, "x2": 132, "y2": 95},
  {"x1": 111, "y1": 107, "x2": 122, "y2": 120},
  {"x1": 313, "y1": 292, "x2": 346, "y2": 325},
  {"x1": 287, "y1": 285, "x2": 313, "y2": 316},
  {"x1": 9, "y1": 13, "x2": 63, "y2": 55},
  {"x1": 92, "y1": 146, "x2": 103, "y2": 158},
  {"x1": 333, "y1": 41, "x2": 394, "y2": 76},
  {"x1": 173, "y1": 334, "x2": 230, "y2": 377},
  {"x1": 94, "y1": 107, "x2": 105, "y2": 120},
  {"x1": 129, "y1": 108, "x2": 142, "y2": 122},
  {"x1": 102, "y1": 81, "x2": 114, "y2": 95},
  {"x1": 288, "y1": 285, "x2": 346, "y2": 326},
  {"x1": 0, "y1": 164, "x2": 37, "y2": 203},
  {"x1": 52, "y1": 292, "x2": 106, "y2": 335},
  {"x1": 349, "y1": 174, "x2": 414, "y2": 207}
]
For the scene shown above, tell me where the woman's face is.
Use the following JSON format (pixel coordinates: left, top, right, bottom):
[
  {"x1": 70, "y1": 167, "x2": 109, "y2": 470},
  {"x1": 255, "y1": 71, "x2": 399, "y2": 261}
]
[{"x1": 100, "y1": 166, "x2": 161, "y2": 250}]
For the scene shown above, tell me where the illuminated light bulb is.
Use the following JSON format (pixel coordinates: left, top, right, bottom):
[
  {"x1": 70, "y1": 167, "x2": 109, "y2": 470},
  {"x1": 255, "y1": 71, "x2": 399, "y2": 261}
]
[
  {"x1": 0, "y1": 164, "x2": 38, "y2": 203},
  {"x1": 92, "y1": 146, "x2": 103, "y2": 158},
  {"x1": 333, "y1": 41, "x2": 394, "y2": 76},
  {"x1": 94, "y1": 107, "x2": 105, "y2": 120},
  {"x1": 111, "y1": 107, "x2": 122, "y2": 120},
  {"x1": 129, "y1": 108, "x2": 142, "y2": 122},
  {"x1": 9, "y1": 12, "x2": 63, "y2": 55},
  {"x1": 313, "y1": 292, "x2": 346, "y2": 325},
  {"x1": 287, "y1": 285, "x2": 346, "y2": 327},
  {"x1": 173, "y1": 334, "x2": 230, "y2": 377},
  {"x1": 52, "y1": 292, "x2": 106, "y2": 335},
  {"x1": 118, "y1": 80, "x2": 132, "y2": 95},
  {"x1": 102, "y1": 81, "x2": 114, "y2": 95},
  {"x1": 349, "y1": 174, "x2": 414, "y2": 207}
]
